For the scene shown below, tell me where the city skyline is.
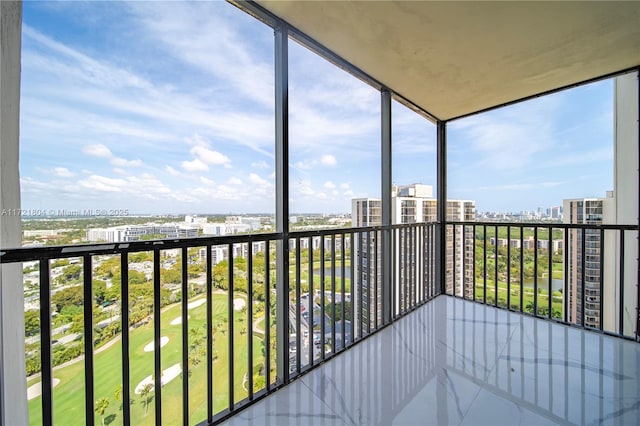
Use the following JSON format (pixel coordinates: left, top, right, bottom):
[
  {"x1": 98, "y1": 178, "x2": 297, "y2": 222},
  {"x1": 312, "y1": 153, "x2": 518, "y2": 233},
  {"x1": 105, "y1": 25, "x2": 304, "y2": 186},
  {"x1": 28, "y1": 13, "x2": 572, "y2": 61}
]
[{"x1": 20, "y1": 1, "x2": 613, "y2": 216}]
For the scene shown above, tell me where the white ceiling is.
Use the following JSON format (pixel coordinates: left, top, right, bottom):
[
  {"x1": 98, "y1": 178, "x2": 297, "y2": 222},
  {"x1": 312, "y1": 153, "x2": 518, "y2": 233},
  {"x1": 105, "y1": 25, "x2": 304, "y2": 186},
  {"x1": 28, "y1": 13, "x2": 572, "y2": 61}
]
[{"x1": 255, "y1": 1, "x2": 640, "y2": 120}]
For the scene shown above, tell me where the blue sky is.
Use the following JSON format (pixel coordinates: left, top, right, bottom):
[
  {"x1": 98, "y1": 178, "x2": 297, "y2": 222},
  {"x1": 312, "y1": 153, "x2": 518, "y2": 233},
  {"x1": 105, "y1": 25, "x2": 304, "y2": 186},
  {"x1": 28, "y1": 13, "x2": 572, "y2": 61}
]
[{"x1": 20, "y1": 1, "x2": 613, "y2": 215}]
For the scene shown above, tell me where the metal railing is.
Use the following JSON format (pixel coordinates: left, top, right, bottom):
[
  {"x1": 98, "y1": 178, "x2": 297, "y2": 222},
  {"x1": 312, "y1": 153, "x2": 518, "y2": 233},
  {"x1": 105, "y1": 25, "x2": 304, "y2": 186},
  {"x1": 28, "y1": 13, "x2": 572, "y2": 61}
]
[
  {"x1": 1, "y1": 222, "x2": 439, "y2": 425},
  {"x1": 2, "y1": 220, "x2": 638, "y2": 425},
  {"x1": 446, "y1": 221, "x2": 640, "y2": 341}
]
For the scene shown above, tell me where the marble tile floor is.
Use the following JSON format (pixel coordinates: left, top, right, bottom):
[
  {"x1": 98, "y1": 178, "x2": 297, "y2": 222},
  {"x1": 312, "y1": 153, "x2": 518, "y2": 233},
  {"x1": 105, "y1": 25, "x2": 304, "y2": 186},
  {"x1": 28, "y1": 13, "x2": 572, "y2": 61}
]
[{"x1": 221, "y1": 295, "x2": 640, "y2": 425}]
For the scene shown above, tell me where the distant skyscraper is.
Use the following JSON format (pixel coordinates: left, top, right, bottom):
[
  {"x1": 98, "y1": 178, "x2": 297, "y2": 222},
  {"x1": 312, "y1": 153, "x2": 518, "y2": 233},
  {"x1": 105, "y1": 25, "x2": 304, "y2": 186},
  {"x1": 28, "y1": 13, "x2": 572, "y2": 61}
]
[
  {"x1": 352, "y1": 184, "x2": 475, "y2": 330},
  {"x1": 563, "y1": 195, "x2": 613, "y2": 328}
]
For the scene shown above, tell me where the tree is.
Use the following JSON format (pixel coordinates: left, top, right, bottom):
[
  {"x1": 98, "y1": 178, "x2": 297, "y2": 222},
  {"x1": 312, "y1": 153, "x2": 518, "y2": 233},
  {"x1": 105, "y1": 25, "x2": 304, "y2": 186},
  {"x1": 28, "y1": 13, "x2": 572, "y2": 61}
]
[
  {"x1": 95, "y1": 397, "x2": 110, "y2": 426},
  {"x1": 114, "y1": 384, "x2": 123, "y2": 411},
  {"x1": 50, "y1": 259, "x2": 70, "y2": 269},
  {"x1": 187, "y1": 263, "x2": 204, "y2": 278},
  {"x1": 213, "y1": 261, "x2": 229, "y2": 290},
  {"x1": 160, "y1": 267, "x2": 181, "y2": 285},
  {"x1": 51, "y1": 285, "x2": 84, "y2": 313},
  {"x1": 140, "y1": 383, "x2": 154, "y2": 416},
  {"x1": 24, "y1": 310, "x2": 40, "y2": 336},
  {"x1": 93, "y1": 279, "x2": 108, "y2": 305},
  {"x1": 56, "y1": 264, "x2": 83, "y2": 284},
  {"x1": 189, "y1": 327, "x2": 203, "y2": 351},
  {"x1": 140, "y1": 233, "x2": 166, "y2": 241},
  {"x1": 129, "y1": 252, "x2": 153, "y2": 263},
  {"x1": 253, "y1": 375, "x2": 266, "y2": 393}
]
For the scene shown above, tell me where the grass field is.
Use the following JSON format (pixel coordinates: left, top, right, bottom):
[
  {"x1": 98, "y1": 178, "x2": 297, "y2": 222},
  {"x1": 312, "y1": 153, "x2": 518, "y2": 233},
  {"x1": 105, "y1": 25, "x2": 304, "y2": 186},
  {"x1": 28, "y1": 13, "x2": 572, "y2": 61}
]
[
  {"x1": 473, "y1": 279, "x2": 563, "y2": 317},
  {"x1": 27, "y1": 292, "x2": 268, "y2": 425}
]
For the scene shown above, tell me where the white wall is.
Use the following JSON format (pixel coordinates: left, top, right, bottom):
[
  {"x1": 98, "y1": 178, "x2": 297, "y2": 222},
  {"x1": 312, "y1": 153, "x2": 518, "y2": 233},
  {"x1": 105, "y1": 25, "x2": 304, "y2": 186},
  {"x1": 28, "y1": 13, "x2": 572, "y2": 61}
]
[
  {"x1": 0, "y1": 1, "x2": 27, "y2": 424},
  {"x1": 606, "y1": 72, "x2": 639, "y2": 335}
]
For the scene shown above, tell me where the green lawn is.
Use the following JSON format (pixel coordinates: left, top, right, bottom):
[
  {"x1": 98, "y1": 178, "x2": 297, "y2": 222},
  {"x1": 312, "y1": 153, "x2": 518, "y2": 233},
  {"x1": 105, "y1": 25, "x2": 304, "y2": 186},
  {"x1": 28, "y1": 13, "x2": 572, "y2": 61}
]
[
  {"x1": 27, "y1": 293, "x2": 266, "y2": 425},
  {"x1": 288, "y1": 259, "x2": 352, "y2": 294},
  {"x1": 473, "y1": 279, "x2": 563, "y2": 317}
]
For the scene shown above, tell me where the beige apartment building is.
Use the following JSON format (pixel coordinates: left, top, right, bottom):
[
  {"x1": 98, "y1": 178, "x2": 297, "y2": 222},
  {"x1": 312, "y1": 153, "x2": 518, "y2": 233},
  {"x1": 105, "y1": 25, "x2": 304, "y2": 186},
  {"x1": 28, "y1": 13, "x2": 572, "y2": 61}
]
[{"x1": 352, "y1": 184, "x2": 475, "y2": 329}]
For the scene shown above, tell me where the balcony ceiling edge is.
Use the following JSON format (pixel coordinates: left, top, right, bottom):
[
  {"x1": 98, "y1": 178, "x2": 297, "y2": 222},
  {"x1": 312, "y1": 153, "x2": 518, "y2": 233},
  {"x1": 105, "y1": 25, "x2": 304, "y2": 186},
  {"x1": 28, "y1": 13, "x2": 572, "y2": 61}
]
[{"x1": 254, "y1": 0, "x2": 640, "y2": 120}]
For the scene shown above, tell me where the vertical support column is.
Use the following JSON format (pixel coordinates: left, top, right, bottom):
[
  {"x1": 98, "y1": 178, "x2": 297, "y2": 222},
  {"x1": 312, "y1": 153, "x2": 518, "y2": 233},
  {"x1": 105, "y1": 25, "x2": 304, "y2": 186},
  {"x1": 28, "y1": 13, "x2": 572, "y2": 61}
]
[
  {"x1": 0, "y1": 2, "x2": 27, "y2": 425},
  {"x1": 636, "y1": 69, "x2": 640, "y2": 341},
  {"x1": 613, "y1": 70, "x2": 639, "y2": 337},
  {"x1": 436, "y1": 121, "x2": 447, "y2": 295},
  {"x1": 381, "y1": 90, "x2": 392, "y2": 324},
  {"x1": 274, "y1": 23, "x2": 290, "y2": 384},
  {"x1": 378, "y1": 89, "x2": 392, "y2": 423}
]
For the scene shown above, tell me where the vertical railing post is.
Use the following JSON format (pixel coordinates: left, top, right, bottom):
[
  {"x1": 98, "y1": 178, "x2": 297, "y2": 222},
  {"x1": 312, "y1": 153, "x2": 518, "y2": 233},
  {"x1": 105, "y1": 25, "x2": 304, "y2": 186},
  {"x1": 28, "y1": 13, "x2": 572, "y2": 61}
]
[
  {"x1": 274, "y1": 22, "x2": 290, "y2": 383},
  {"x1": 436, "y1": 121, "x2": 447, "y2": 295},
  {"x1": 82, "y1": 255, "x2": 95, "y2": 425},
  {"x1": 381, "y1": 90, "x2": 392, "y2": 325}
]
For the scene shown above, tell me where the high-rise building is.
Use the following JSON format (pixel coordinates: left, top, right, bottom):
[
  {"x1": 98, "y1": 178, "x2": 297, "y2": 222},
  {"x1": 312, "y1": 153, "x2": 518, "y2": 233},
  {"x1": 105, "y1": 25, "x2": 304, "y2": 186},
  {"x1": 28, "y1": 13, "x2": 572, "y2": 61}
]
[
  {"x1": 550, "y1": 206, "x2": 563, "y2": 220},
  {"x1": 563, "y1": 194, "x2": 614, "y2": 328},
  {"x1": 352, "y1": 185, "x2": 476, "y2": 329}
]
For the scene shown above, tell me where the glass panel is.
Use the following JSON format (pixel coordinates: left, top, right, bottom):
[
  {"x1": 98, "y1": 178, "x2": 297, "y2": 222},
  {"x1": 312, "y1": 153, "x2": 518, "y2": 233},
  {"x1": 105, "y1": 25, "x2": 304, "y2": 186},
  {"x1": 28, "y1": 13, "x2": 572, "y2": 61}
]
[
  {"x1": 448, "y1": 79, "x2": 614, "y2": 325},
  {"x1": 288, "y1": 38, "x2": 381, "y2": 230}
]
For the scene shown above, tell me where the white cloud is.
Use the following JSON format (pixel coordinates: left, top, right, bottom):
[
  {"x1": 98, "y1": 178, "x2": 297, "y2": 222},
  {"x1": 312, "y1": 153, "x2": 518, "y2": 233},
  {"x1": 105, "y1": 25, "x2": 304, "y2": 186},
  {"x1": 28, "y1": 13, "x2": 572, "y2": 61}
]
[
  {"x1": 251, "y1": 160, "x2": 269, "y2": 169},
  {"x1": 324, "y1": 181, "x2": 336, "y2": 189},
  {"x1": 126, "y1": 2, "x2": 274, "y2": 108},
  {"x1": 82, "y1": 143, "x2": 112, "y2": 158},
  {"x1": 39, "y1": 167, "x2": 75, "y2": 178},
  {"x1": 111, "y1": 157, "x2": 144, "y2": 167},
  {"x1": 78, "y1": 175, "x2": 127, "y2": 192},
  {"x1": 112, "y1": 168, "x2": 127, "y2": 176},
  {"x1": 340, "y1": 183, "x2": 350, "y2": 190},
  {"x1": 295, "y1": 160, "x2": 314, "y2": 170},
  {"x1": 190, "y1": 145, "x2": 231, "y2": 166},
  {"x1": 248, "y1": 173, "x2": 268, "y2": 186},
  {"x1": 22, "y1": 21, "x2": 276, "y2": 170},
  {"x1": 320, "y1": 154, "x2": 337, "y2": 166},
  {"x1": 54, "y1": 167, "x2": 74, "y2": 178},
  {"x1": 228, "y1": 177, "x2": 243, "y2": 185},
  {"x1": 199, "y1": 176, "x2": 215, "y2": 185},
  {"x1": 450, "y1": 96, "x2": 559, "y2": 172},
  {"x1": 81, "y1": 143, "x2": 143, "y2": 168},
  {"x1": 293, "y1": 179, "x2": 314, "y2": 197},
  {"x1": 182, "y1": 158, "x2": 208, "y2": 172},
  {"x1": 70, "y1": 172, "x2": 192, "y2": 202},
  {"x1": 165, "y1": 165, "x2": 181, "y2": 176},
  {"x1": 293, "y1": 155, "x2": 337, "y2": 172}
]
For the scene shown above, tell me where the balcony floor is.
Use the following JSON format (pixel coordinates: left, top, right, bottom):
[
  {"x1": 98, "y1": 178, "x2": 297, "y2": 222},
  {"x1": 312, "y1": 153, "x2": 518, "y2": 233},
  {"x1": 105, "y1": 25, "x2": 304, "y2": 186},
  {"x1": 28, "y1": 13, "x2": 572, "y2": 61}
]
[{"x1": 222, "y1": 295, "x2": 640, "y2": 425}]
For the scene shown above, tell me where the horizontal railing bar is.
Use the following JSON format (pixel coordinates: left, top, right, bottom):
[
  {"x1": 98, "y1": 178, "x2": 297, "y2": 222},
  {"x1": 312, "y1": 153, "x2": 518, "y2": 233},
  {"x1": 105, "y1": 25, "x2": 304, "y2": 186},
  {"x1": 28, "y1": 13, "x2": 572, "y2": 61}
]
[
  {"x1": 0, "y1": 232, "x2": 285, "y2": 262},
  {"x1": 453, "y1": 221, "x2": 639, "y2": 231},
  {"x1": 4, "y1": 221, "x2": 636, "y2": 263}
]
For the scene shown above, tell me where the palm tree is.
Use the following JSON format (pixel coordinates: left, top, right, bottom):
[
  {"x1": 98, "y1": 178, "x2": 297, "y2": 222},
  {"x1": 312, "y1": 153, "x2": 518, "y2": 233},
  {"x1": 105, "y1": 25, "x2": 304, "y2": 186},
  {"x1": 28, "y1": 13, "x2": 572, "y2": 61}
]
[
  {"x1": 140, "y1": 383, "x2": 153, "y2": 416},
  {"x1": 114, "y1": 384, "x2": 123, "y2": 411},
  {"x1": 189, "y1": 327, "x2": 206, "y2": 353},
  {"x1": 189, "y1": 352, "x2": 201, "y2": 368},
  {"x1": 95, "y1": 397, "x2": 110, "y2": 426}
]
